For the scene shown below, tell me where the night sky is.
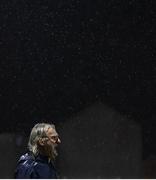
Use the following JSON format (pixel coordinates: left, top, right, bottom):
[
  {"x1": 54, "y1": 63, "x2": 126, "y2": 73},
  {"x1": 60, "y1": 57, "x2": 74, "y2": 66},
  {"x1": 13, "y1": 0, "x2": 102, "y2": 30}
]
[{"x1": 0, "y1": 0, "x2": 156, "y2": 159}]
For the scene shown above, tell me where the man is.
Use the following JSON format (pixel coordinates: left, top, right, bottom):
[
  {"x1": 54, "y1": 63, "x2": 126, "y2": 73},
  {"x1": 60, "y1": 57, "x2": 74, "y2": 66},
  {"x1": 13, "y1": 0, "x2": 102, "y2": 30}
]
[{"x1": 14, "y1": 123, "x2": 61, "y2": 179}]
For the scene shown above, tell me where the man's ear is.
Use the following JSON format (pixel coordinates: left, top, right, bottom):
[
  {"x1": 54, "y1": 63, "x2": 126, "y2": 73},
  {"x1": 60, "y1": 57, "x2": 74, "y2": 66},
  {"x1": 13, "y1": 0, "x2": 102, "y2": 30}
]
[{"x1": 38, "y1": 138, "x2": 45, "y2": 146}]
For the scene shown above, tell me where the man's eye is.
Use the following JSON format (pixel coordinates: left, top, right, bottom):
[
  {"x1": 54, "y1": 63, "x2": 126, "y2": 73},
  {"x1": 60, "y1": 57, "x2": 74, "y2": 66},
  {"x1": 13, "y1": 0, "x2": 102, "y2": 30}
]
[{"x1": 51, "y1": 136, "x2": 59, "y2": 140}]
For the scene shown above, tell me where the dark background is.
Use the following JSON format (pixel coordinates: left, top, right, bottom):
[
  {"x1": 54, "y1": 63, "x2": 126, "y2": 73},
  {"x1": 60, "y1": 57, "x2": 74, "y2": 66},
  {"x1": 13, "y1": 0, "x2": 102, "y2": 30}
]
[{"x1": 0, "y1": 0, "x2": 155, "y2": 160}]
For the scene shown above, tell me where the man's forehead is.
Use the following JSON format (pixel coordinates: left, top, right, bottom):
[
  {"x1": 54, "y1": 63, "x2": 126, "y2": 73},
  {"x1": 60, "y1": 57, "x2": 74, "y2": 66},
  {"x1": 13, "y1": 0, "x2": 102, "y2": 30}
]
[{"x1": 46, "y1": 127, "x2": 58, "y2": 136}]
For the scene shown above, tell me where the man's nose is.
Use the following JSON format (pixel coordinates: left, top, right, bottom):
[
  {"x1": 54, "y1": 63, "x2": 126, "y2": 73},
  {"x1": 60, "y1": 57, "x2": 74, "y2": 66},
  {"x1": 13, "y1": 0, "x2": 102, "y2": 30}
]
[{"x1": 57, "y1": 138, "x2": 61, "y2": 144}]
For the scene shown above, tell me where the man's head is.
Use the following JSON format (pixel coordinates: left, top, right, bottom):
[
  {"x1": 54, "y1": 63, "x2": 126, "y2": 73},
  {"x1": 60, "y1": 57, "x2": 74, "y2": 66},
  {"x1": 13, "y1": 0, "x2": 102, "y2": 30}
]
[{"x1": 28, "y1": 123, "x2": 61, "y2": 161}]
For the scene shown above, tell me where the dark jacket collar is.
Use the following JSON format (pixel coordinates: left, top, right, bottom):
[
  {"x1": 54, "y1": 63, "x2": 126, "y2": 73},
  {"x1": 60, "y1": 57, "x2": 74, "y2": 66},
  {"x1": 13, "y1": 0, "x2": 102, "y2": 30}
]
[
  {"x1": 35, "y1": 153, "x2": 55, "y2": 165},
  {"x1": 36, "y1": 153, "x2": 49, "y2": 162}
]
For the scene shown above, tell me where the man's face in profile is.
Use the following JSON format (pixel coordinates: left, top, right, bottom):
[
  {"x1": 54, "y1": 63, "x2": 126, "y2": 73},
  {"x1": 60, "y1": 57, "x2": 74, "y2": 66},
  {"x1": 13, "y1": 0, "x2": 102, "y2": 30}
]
[{"x1": 44, "y1": 127, "x2": 61, "y2": 160}]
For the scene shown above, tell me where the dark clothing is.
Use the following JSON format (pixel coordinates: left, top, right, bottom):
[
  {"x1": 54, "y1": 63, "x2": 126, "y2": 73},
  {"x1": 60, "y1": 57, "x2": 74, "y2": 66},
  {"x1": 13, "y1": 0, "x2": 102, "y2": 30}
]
[{"x1": 14, "y1": 152, "x2": 58, "y2": 179}]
